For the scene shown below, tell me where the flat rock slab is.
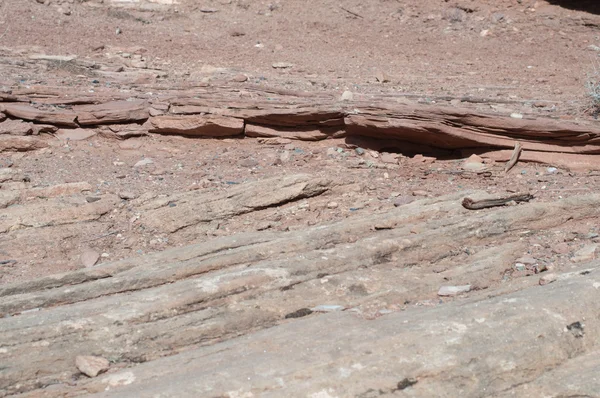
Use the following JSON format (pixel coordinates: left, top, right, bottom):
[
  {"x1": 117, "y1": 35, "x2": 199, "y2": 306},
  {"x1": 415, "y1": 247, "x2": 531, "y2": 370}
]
[
  {"x1": 1, "y1": 89, "x2": 600, "y2": 167},
  {"x1": 21, "y1": 182, "x2": 93, "y2": 200},
  {"x1": 2, "y1": 192, "x2": 600, "y2": 396},
  {"x1": 55, "y1": 128, "x2": 97, "y2": 141},
  {"x1": 140, "y1": 173, "x2": 331, "y2": 233},
  {"x1": 476, "y1": 149, "x2": 600, "y2": 171},
  {"x1": 75, "y1": 100, "x2": 149, "y2": 126},
  {"x1": 146, "y1": 115, "x2": 244, "y2": 137},
  {"x1": 344, "y1": 104, "x2": 600, "y2": 154},
  {"x1": 16, "y1": 263, "x2": 600, "y2": 397},
  {"x1": 0, "y1": 103, "x2": 78, "y2": 127},
  {"x1": 245, "y1": 123, "x2": 344, "y2": 141},
  {"x1": 0, "y1": 136, "x2": 47, "y2": 152},
  {"x1": 0, "y1": 194, "x2": 118, "y2": 233},
  {"x1": 0, "y1": 119, "x2": 33, "y2": 136}
]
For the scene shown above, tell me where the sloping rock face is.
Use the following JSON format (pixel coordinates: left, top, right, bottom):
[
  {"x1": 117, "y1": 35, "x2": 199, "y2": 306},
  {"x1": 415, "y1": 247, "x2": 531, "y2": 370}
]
[{"x1": 1, "y1": 184, "x2": 600, "y2": 397}]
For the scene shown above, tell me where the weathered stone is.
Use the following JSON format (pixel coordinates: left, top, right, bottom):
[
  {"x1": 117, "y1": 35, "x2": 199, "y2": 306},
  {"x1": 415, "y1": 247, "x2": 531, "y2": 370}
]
[
  {"x1": 21, "y1": 182, "x2": 93, "y2": 200},
  {"x1": 140, "y1": 174, "x2": 330, "y2": 233},
  {"x1": 344, "y1": 104, "x2": 600, "y2": 156},
  {"x1": 80, "y1": 250, "x2": 100, "y2": 268},
  {"x1": 461, "y1": 154, "x2": 487, "y2": 172},
  {"x1": 119, "y1": 139, "x2": 144, "y2": 150},
  {"x1": 75, "y1": 100, "x2": 149, "y2": 126},
  {"x1": 134, "y1": 158, "x2": 154, "y2": 167},
  {"x1": 231, "y1": 74, "x2": 248, "y2": 83},
  {"x1": 412, "y1": 190, "x2": 429, "y2": 197},
  {"x1": 572, "y1": 244, "x2": 598, "y2": 263},
  {"x1": 149, "y1": 107, "x2": 165, "y2": 117},
  {"x1": 393, "y1": 196, "x2": 414, "y2": 207},
  {"x1": 239, "y1": 159, "x2": 258, "y2": 168},
  {"x1": 246, "y1": 123, "x2": 343, "y2": 141},
  {"x1": 1, "y1": 193, "x2": 600, "y2": 396},
  {"x1": 146, "y1": 115, "x2": 244, "y2": 137},
  {"x1": 438, "y1": 285, "x2": 471, "y2": 296},
  {"x1": 1, "y1": 103, "x2": 78, "y2": 127},
  {"x1": 75, "y1": 355, "x2": 109, "y2": 377},
  {"x1": 0, "y1": 119, "x2": 33, "y2": 136},
  {"x1": 0, "y1": 168, "x2": 21, "y2": 183},
  {"x1": 0, "y1": 136, "x2": 47, "y2": 152},
  {"x1": 380, "y1": 152, "x2": 399, "y2": 164},
  {"x1": 256, "y1": 137, "x2": 293, "y2": 145},
  {"x1": 0, "y1": 194, "x2": 118, "y2": 233},
  {"x1": 516, "y1": 256, "x2": 537, "y2": 265},
  {"x1": 272, "y1": 62, "x2": 294, "y2": 69},
  {"x1": 55, "y1": 128, "x2": 97, "y2": 141},
  {"x1": 0, "y1": 191, "x2": 19, "y2": 209},
  {"x1": 31, "y1": 124, "x2": 58, "y2": 135},
  {"x1": 118, "y1": 191, "x2": 136, "y2": 200},
  {"x1": 340, "y1": 90, "x2": 353, "y2": 101},
  {"x1": 539, "y1": 273, "x2": 558, "y2": 286}
]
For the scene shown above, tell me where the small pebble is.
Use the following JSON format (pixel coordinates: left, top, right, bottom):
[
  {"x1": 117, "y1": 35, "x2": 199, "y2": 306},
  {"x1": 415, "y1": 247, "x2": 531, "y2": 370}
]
[
  {"x1": 539, "y1": 273, "x2": 557, "y2": 286},
  {"x1": 118, "y1": 191, "x2": 136, "y2": 200}
]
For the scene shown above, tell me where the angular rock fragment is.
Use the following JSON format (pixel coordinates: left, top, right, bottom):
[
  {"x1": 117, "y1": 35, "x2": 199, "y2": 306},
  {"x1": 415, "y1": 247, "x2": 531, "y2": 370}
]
[
  {"x1": 80, "y1": 250, "x2": 100, "y2": 268},
  {"x1": 438, "y1": 285, "x2": 471, "y2": 296},
  {"x1": 75, "y1": 355, "x2": 109, "y2": 378},
  {"x1": 572, "y1": 245, "x2": 598, "y2": 263}
]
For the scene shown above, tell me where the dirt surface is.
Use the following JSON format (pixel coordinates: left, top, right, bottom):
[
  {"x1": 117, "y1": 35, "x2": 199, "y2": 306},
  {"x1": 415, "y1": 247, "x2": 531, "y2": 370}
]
[
  {"x1": 1, "y1": 0, "x2": 600, "y2": 397},
  {"x1": 2, "y1": 0, "x2": 600, "y2": 111},
  {"x1": 0, "y1": 0, "x2": 598, "y2": 282}
]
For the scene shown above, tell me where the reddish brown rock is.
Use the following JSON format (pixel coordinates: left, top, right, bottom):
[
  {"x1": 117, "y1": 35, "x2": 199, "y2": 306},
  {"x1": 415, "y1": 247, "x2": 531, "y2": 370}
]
[
  {"x1": 245, "y1": 123, "x2": 343, "y2": 141},
  {"x1": 149, "y1": 107, "x2": 165, "y2": 117},
  {"x1": 480, "y1": 150, "x2": 600, "y2": 172},
  {"x1": 244, "y1": 108, "x2": 345, "y2": 128},
  {"x1": 146, "y1": 115, "x2": 244, "y2": 137},
  {"x1": 0, "y1": 119, "x2": 33, "y2": 136},
  {"x1": 1, "y1": 104, "x2": 78, "y2": 127},
  {"x1": 31, "y1": 124, "x2": 59, "y2": 135},
  {"x1": 75, "y1": 100, "x2": 149, "y2": 126},
  {"x1": 105, "y1": 124, "x2": 148, "y2": 139},
  {"x1": 345, "y1": 104, "x2": 600, "y2": 155},
  {"x1": 0, "y1": 136, "x2": 47, "y2": 152}
]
